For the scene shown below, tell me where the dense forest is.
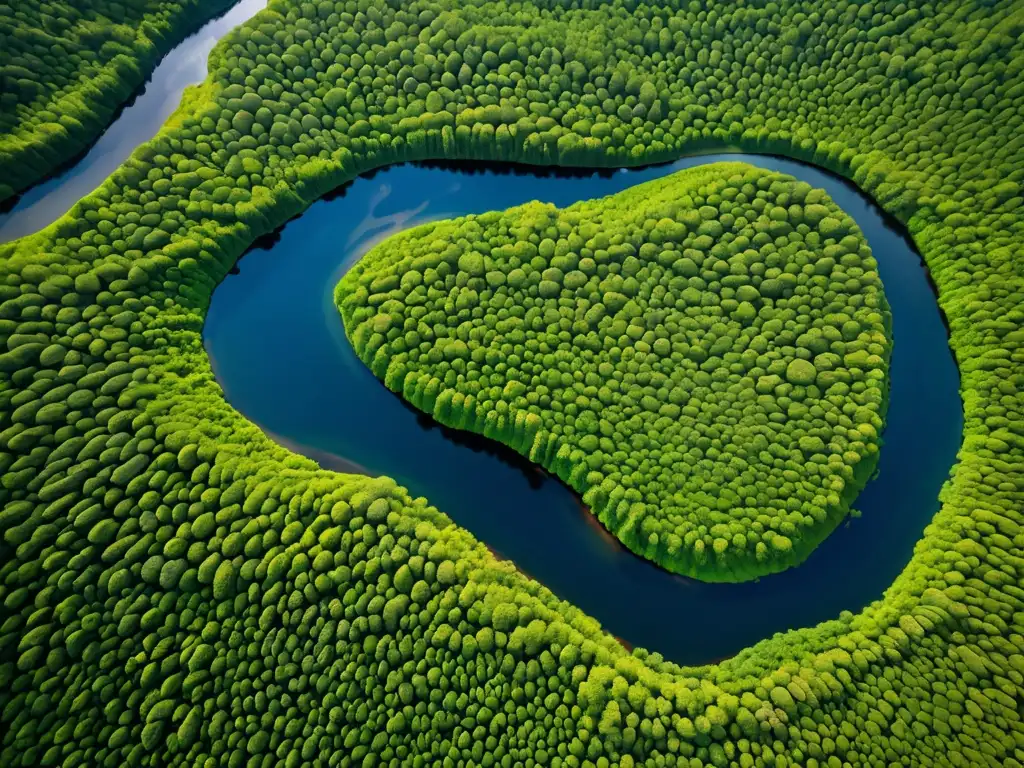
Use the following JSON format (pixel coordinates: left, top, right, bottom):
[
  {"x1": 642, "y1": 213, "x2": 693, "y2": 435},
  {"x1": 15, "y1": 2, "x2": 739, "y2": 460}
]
[
  {"x1": 0, "y1": 0, "x2": 236, "y2": 204},
  {"x1": 338, "y1": 164, "x2": 891, "y2": 581},
  {"x1": 0, "y1": 0, "x2": 1021, "y2": 766}
]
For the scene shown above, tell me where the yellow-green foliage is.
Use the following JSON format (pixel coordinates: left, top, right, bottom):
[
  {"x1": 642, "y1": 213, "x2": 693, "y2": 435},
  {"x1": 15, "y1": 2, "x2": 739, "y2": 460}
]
[
  {"x1": 337, "y1": 164, "x2": 891, "y2": 581},
  {"x1": 0, "y1": 0, "x2": 237, "y2": 203},
  {"x1": 0, "y1": 0, "x2": 1022, "y2": 766}
]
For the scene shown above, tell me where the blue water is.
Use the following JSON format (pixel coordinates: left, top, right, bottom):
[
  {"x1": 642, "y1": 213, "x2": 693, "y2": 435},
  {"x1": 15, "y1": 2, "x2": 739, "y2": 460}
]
[
  {"x1": 205, "y1": 156, "x2": 962, "y2": 665},
  {"x1": 0, "y1": 0, "x2": 267, "y2": 243}
]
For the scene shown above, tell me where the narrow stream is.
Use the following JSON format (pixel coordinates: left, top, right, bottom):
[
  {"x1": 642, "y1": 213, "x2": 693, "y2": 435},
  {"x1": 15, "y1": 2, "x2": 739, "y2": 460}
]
[
  {"x1": 204, "y1": 156, "x2": 963, "y2": 665},
  {"x1": 0, "y1": 0, "x2": 268, "y2": 243}
]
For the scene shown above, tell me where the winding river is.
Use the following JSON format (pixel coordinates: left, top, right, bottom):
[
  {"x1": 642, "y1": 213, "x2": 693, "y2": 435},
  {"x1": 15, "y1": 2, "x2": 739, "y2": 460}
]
[
  {"x1": 0, "y1": 0, "x2": 268, "y2": 243},
  {"x1": 0, "y1": 0, "x2": 962, "y2": 667},
  {"x1": 205, "y1": 156, "x2": 962, "y2": 665}
]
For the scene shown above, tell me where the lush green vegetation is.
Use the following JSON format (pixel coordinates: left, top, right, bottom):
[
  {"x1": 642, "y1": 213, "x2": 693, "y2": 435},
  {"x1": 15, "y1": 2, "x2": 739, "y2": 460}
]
[
  {"x1": 0, "y1": 0, "x2": 237, "y2": 204},
  {"x1": 337, "y1": 164, "x2": 891, "y2": 580},
  {"x1": 1, "y1": 0, "x2": 1022, "y2": 766}
]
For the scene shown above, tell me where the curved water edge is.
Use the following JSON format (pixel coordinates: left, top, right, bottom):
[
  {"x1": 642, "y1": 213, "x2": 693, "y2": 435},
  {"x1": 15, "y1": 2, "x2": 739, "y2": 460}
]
[
  {"x1": 205, "y1": 154, "x2": 963, "y2": 666},
  {"x1": 0, "y1": 0, "x2": 268, "y2": 244}
]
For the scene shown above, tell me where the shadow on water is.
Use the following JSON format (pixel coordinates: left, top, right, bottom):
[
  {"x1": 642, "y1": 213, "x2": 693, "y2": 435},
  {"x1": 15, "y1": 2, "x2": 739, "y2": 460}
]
[
  {"x1": 383, "y1": 368, "x2": 723, "y2": 591},
  {"x1": 203, "y1": 153, "x2": 962, "y2": 667},
  {"x1": 393, "y1": 395, "x2": 547, "y2": 491},
  {"x1": 418, "y1": 158, "x2": 624, "y2": 179}
]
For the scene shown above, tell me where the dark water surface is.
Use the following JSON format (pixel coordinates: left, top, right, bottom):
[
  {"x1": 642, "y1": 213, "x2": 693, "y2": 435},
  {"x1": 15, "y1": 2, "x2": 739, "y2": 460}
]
[
  {"x1": 205, "y1": 156, "x2": 962, "y2": 665},
  {"x1": 0, "y1": 0, "x2": 268, "y2": 243}
]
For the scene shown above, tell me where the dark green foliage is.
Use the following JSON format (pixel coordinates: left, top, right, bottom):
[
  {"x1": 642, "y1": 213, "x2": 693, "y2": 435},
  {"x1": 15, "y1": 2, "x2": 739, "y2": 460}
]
[
  {"x1": 0, "y1": 0, "x2": 237, "y2": 203},
  {"x1": 0, "y1": 0, "x2": 1023, "y2": 766},
  {"x1": 338, "y1": 164, "x2": 891, "y2": 580}
]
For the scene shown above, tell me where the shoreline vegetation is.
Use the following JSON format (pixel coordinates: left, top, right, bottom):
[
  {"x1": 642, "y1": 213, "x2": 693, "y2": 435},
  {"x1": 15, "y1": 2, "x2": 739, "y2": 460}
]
[
  {"x1": 0, "y1": 0, "x2": 239, "y2": 205},
  {"x1": 0, "y1": 0, "x2": 1021, "y2": 766},
  {"x1": 336, "y1": 164, "x2": 892, "y2": 582}
]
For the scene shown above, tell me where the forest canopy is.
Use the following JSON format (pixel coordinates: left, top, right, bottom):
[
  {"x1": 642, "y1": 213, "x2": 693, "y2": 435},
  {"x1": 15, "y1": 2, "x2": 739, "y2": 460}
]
[{"x1": 0, "y1": 0, "x2": 1021, "y2": 766}]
